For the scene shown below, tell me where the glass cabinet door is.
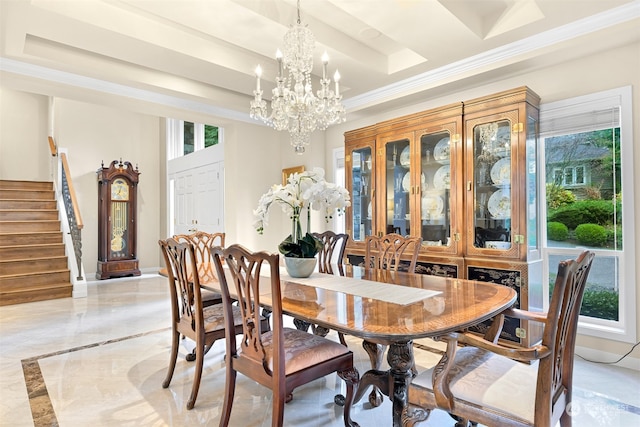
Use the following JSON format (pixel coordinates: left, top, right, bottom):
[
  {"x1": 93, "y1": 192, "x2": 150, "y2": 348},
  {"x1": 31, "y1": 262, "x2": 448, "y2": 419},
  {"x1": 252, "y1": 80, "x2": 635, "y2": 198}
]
[
  {"x1": 472, "y1": 119, "x2": 513, "y2": 250},
  {"x1": 419, "y1": 131, "x2": 452, "y2": 248},
  {"x1": 350, "y1": 147, "x2": 373, "y2": 242},
  {"x1": 381, "y1": 136, "x2": 412, "y2": 237}
]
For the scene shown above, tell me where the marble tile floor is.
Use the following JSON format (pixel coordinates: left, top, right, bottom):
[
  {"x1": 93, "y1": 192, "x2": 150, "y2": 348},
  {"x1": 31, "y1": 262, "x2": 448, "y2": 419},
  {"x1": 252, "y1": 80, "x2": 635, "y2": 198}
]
[{"x1": 1, "y1": 274, "x2": 639, "y2": 427}]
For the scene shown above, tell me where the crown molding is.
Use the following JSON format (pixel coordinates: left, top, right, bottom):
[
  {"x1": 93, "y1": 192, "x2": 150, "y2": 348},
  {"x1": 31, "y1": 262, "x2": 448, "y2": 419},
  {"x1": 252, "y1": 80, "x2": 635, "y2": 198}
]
[{"x1": 343, "y1": 1, "x2": 640, "y2": 112}]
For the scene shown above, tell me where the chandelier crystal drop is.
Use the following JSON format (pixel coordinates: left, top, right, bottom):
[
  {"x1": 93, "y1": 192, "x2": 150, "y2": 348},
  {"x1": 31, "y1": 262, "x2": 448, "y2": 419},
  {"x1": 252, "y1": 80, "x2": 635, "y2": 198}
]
[{"x1": 249, "y1": 0, "x2": 346, "y2": 154}]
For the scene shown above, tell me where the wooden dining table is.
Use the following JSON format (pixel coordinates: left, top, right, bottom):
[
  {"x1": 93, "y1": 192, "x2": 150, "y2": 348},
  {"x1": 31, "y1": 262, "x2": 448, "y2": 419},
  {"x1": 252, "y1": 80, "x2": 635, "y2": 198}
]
[{"x1": 200, "y1": 263, "x2": 517, "y2": 427}]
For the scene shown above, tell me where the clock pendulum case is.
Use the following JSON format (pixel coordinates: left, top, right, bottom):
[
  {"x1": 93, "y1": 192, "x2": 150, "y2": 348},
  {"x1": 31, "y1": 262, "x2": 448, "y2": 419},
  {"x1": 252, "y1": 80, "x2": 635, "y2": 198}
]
[{"x1": 96, "y1": 159, "x2": 141, "y2": 279}]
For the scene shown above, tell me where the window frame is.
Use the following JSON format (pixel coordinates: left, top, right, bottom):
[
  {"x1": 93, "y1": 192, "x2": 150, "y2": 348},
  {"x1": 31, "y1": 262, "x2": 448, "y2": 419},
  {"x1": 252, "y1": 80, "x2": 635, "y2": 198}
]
[
  {"x1": 539, "y1": 86, "x2": 636, "y2": 344},
  {"x1": 167, "y1": 119, "x2": 222, "y2": 160}
]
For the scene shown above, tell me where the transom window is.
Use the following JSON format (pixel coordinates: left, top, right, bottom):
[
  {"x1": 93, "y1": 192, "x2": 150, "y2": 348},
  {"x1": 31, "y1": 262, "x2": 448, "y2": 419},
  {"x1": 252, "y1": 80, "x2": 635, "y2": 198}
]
[{"x1": 167, "y1": 119, "x2": 221, "y2": 160}]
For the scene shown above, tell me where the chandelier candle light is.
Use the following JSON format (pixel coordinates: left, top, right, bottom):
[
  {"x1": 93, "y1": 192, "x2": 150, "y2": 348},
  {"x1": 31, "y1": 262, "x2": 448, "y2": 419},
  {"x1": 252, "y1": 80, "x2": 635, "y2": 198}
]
[{"x1": 250, "y1": 0, "x2": 346, "y2": 154}]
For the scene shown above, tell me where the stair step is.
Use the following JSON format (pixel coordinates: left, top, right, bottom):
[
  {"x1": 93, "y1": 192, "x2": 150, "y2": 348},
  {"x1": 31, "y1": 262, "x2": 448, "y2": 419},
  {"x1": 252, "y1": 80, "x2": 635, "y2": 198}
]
[
  {"x1": 0, "y1": 199, "x2": 57, "y2": 210},
  {"x1": 0, "y1": 220, "x2": 60, "y2": 233},
  {"x1": 0, "y1": 283, "x2": 72, "y2": 306},
  {"x1": 0, "y1": 232, "x2": 63, "y2": 246},
  {"x1": 0, "y1": 189, "x2": 55, "y2": 200},
  {"x1": 0, "y1": 256, "x2": 69, "y2": 276},
  {"x1": 0, "y1": 210, "x2": 59, "y2": 221},
  {"x1": 0, "y1": 244, "x2": 65, "y2": 260},
  {"x1": 0, "y1": 180, "x2": 53, "y2": 191},
  {"x1": 0, "y1": 270, "x2": 71, "y2": 289}
]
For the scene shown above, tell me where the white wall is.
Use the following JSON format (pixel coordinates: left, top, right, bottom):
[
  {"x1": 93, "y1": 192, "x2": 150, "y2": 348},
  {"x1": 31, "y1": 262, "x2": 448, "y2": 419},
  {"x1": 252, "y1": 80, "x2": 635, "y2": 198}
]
[
  {"x1": 0, "y1": 88, "x2": 50, "y2": 181},
  {"x1": 222, "y1": 123, "x2": 327, "y2": 254}
]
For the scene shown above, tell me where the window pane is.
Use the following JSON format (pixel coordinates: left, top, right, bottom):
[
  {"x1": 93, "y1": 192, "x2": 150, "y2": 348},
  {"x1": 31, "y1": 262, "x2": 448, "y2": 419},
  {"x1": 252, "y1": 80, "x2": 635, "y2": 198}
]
[
  {"x1": 564, "y1": 167, "x2": 573, "y2": 185},
  {"x1": 184, "y1": 121, "x2": 194, "y2": 155},
  {"x1": 553, "y1": 169, "x2": 563, "y2": 185},
  {"x1": 548, "y1": 253, "x2": 619, "y2": 321},
  {"x1": 575, "y1": 166, "x2": 585, "y2": 185},
  {"x1": 204, "y1": 125, "x2": 218, "y2": 147},
  {"x1": 546, "y1": 129, "x2": 621, "y2": 249},
  {"x1": 545, "y1": 127, "x2": 622, "y2": 322}
]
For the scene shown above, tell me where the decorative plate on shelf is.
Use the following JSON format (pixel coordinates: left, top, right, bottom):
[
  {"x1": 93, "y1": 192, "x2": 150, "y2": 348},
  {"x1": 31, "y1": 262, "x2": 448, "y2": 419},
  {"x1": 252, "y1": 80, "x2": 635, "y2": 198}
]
[
  {"x1": 490, "y1": 158, "x2": 511, "y2": 185},
  {"x1": 402, "y1": 172, "x2": 426, "y2": 192},
  {"x1": 422, "y1": 194, "x2": 444, "y2": 219},
  {"x1": 488, "y1": 188, "x2": 511, "y2": 219},
  {"x1": 367, "y1": 201, "x2": 372, "y2": 219},
  {"x1": 433, "y1": 137, "x2": 451, "y2": 164},
  {"x1": 433, "y1": 165, "x2": 451, "y2": 190},
  {"x1": 400, "y1": 146, "x2": 411, "y2": 167}
]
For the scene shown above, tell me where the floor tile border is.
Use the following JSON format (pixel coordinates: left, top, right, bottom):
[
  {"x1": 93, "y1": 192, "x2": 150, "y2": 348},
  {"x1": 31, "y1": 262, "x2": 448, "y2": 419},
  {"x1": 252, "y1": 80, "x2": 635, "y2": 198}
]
[{"x1": 21, "y1": 327, "x2": 169, "y2": 427}]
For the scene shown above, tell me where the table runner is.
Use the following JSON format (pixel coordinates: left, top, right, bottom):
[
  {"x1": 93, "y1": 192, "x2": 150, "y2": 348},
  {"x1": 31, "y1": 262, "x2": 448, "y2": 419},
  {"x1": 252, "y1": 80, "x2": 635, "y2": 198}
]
[{"x1": 279, "y1": 270, "x2": 441, "y2": 306}]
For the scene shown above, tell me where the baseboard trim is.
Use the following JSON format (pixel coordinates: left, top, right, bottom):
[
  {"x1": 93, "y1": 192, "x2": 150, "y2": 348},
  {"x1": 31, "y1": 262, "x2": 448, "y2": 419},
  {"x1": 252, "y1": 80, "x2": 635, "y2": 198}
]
[{"x1": 575, "y1": 344, "x2": 640, "y2": 371}]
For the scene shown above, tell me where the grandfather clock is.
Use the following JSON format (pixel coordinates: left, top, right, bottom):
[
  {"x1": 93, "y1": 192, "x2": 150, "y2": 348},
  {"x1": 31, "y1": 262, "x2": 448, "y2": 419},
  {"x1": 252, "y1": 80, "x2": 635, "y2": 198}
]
[{"x1": 96, "y1": 159, "x2": 141, "y2": 279}]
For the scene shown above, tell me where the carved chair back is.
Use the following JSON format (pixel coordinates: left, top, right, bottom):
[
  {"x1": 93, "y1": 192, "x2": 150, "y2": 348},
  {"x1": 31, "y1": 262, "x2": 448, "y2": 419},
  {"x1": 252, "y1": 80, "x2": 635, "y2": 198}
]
[
  {"x1": 173, "y1": 231, "x2": 225, "y2": 283},
  {"x1": 365, "y1": 233, "x2": 422, "y2": 273},
  {"x1": 312, "y1": 231, "x2": 349, "y2": 274}
]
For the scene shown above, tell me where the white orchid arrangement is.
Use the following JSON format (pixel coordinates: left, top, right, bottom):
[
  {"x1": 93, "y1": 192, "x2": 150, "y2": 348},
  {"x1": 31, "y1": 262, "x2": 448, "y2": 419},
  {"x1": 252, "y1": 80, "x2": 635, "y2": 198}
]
[{"x1": 253, "y1": 167, "x2": 351, "y2": 257}]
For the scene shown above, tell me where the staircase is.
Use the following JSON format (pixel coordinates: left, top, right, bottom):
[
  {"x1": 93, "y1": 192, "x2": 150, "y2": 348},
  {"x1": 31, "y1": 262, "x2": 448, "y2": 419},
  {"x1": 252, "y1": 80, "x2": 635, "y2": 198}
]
[{"x1": 0, "y1": 180, "x2": 72, "y2": 305}]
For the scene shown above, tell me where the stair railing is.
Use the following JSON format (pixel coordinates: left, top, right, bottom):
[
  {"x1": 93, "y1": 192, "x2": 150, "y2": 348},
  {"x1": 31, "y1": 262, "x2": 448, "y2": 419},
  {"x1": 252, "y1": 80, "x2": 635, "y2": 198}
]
[
  {"x1": 60, "y1": 152, "x2": 84, "y2": 281},
  {"x1": 49, "y1": 137, "x2": 86, "y2": 295}
]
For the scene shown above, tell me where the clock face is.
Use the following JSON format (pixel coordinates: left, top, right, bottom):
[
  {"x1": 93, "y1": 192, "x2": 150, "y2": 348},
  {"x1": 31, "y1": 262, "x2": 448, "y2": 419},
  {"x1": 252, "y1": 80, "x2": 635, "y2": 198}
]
[{"x1": 111, "y1": 178, "x2": 130, "y2": 201}]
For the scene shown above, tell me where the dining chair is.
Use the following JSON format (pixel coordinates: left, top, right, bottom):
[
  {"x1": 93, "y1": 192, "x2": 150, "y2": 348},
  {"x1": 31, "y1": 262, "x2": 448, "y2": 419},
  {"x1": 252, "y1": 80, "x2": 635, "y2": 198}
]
[
  {"x1": 359, "y1": 233, "x2": 422, "y2": 406},
  {"x1": 406, "y1": 250, "x2": 595, "y2": 427},
  {"x1": 173, "y1": 231, "x2": 225, "y2": 306},
  {"x1": 211, "y1": 244, "x2": 360, "y2": 427},
  {"x1": 292, "y1": 231, "x2": 350, "y2": 345},
  {"x1": 364, "y1": 233, "x2": 422, "y2": 273},
  {"x1": 173, "y1": 231, "x2": 226, "y2": 361},
  {"x1": 158, "y1": 238, "x2": 268, "y2": 410}
]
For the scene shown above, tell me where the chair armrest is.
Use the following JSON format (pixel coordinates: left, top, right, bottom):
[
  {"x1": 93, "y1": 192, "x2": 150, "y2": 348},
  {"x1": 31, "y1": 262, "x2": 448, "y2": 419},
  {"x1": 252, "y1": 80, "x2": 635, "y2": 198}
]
[
  {"x1": 453, "y1": 331, "x2": 551, "y2": 362},
  {"x1": 501, "y1": 307, "x2": 548, "y2": 323}
]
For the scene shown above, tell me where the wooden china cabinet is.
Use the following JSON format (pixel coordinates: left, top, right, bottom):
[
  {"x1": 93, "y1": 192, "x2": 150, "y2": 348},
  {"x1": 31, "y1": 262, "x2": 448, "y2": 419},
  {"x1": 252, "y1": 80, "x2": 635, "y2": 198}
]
[
  {"x1": 345, "y1": 103, "x2": 465, "y2": 276},
  {"x1": 345, "y1": 87, "x2": 542, "y2": 346}
]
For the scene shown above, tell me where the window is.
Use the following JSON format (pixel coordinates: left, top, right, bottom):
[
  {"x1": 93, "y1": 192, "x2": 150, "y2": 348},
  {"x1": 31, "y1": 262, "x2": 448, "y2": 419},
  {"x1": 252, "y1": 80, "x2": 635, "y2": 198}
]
[
  {"x1": 167, "y1": 119, "x2": 222, "y2": 160},
  {"x1": 333, "y1": 147, "x2": 346, "y2": 234},
  {"x1": 540, "y1": 86, "x2": 635, "y2": 343},
  {"x1": 553, "y1": 165, "x2": 587, "y2": 186}
]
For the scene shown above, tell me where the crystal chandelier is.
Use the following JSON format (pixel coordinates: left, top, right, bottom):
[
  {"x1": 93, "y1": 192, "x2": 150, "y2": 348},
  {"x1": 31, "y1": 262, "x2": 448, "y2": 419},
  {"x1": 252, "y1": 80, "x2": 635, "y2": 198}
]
[{"x1": 249, "y1": 0, "x2": 346, "y2": 154}]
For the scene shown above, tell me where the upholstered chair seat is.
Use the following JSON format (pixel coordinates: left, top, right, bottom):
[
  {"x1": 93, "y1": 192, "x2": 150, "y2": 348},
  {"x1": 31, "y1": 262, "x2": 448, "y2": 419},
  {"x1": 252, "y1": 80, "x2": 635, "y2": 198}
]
[
  {"x1": 261, "y1": 328, "x2": 353, "y2": 375},
  {"x1": 412, "y1": 346, "x2": 539, "y2": 424}
]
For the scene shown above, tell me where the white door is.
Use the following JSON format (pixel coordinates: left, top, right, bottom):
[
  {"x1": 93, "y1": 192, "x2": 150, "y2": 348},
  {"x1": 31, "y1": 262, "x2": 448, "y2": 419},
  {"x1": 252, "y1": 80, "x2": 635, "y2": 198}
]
[
  {"x1": 194, "y1": 162, "x2": 223, "y2": 233},
  {"x1": 170, "y1": 161, "x2": 223, "y2": 236}
]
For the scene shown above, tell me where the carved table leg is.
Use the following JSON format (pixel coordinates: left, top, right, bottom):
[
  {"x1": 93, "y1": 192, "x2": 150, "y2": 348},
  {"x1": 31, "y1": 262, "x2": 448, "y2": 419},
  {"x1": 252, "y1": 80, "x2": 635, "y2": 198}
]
[
  {"x1": 404, "y1": 406, "x2": 431, "y2": 426},
  {"x1": 312, "y1": 324, "x2": 330, "y2": 337},
  {"x1": 387, "y1": 341, "x2": 415, "y2": 427},
  {"x1": 362, "y1": 340, "x2": 386, "y2": 407},
  {"x1": 293, "y1": 318, "x2": 310, "y2": 332},
  {"x1": 337, "y1": 366, "x2": 361, "y2": 427}
]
